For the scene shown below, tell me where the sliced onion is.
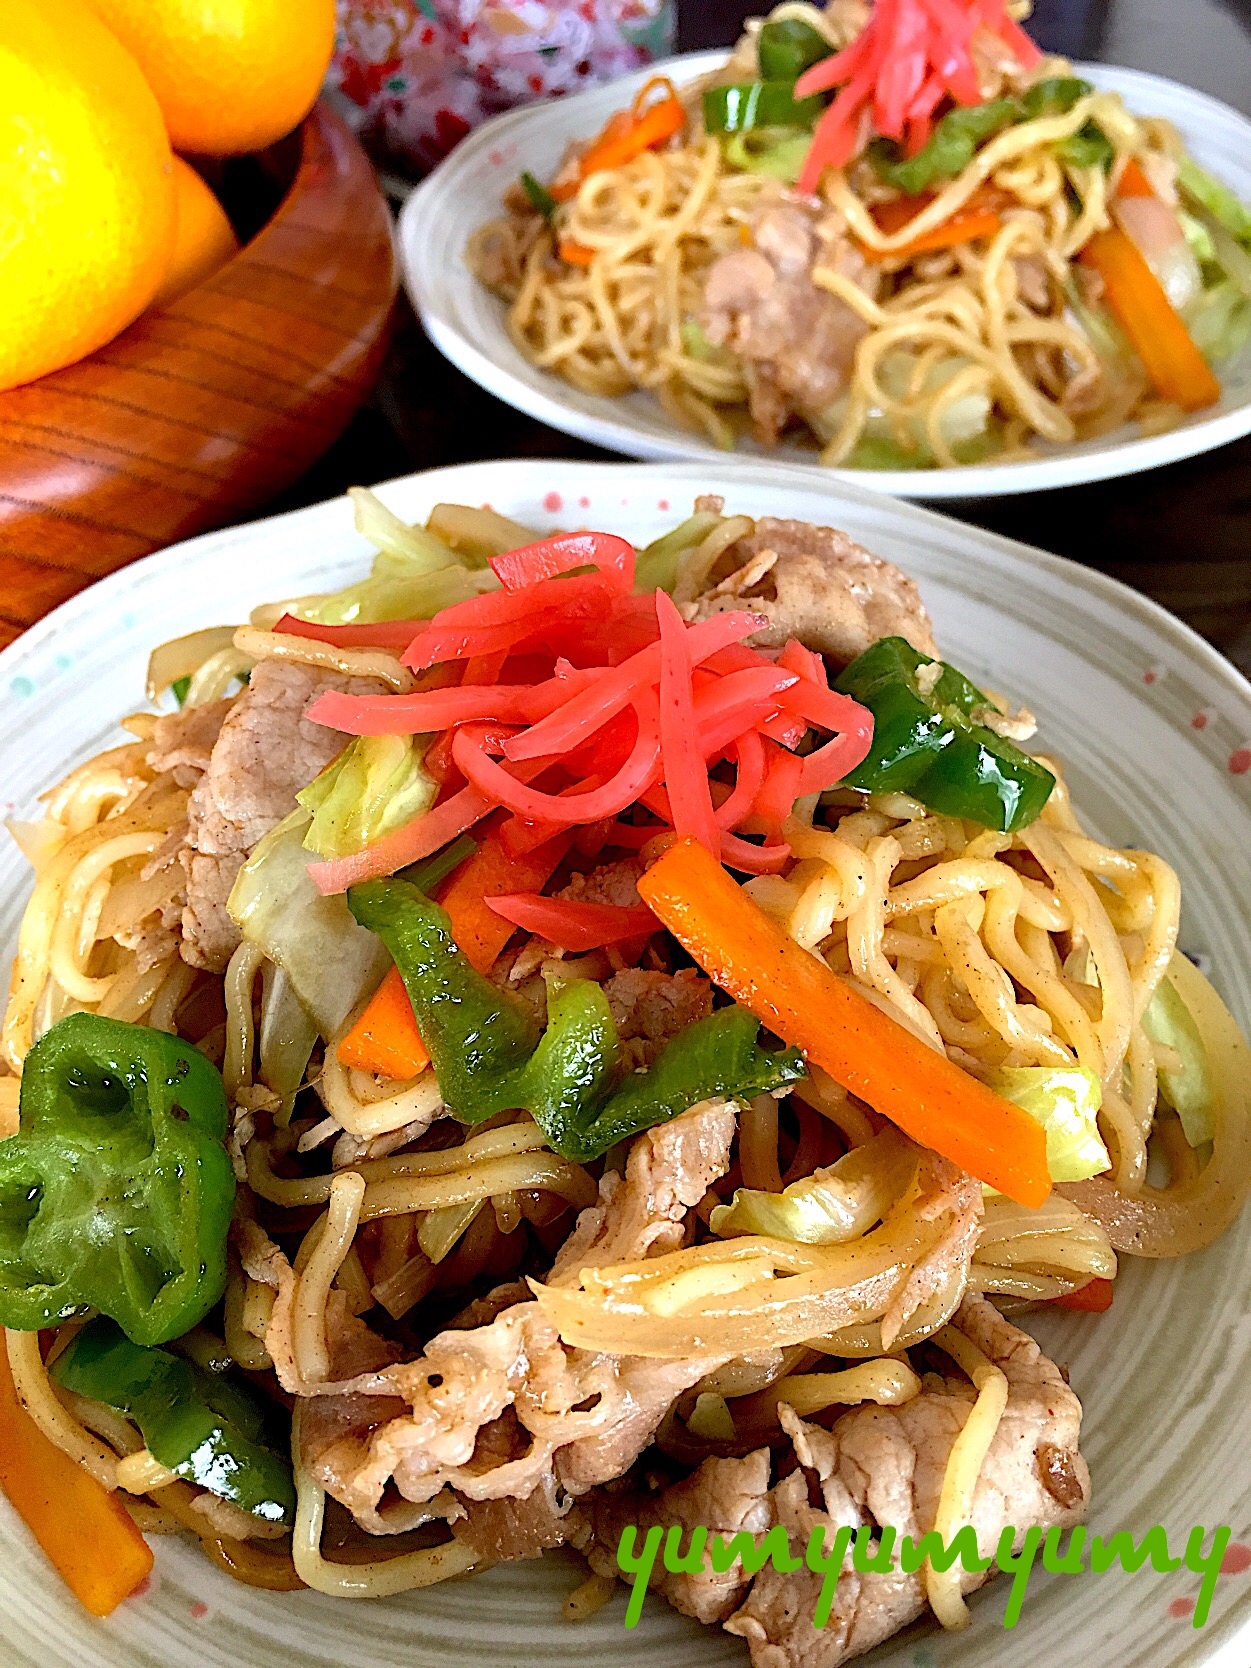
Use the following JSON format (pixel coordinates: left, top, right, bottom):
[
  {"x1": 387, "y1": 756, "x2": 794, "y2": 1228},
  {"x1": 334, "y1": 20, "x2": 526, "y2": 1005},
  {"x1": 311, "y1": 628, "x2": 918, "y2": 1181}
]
[
  {"x1": 259, "y1": 963, "x2": 319, "y2": 1117},
  {"x1": 976, "y1": 1191, "x2": 1116, "y2": 1282},
  {"x1": 1113, "y1": 197, "x2": 1202, "y2": 314},
  {"x1": 1060, "y1": 953, "x2": 1251, "y2": 1256},
  {"x1": 531, "y1": 1155, "x2": 959, "y2": 1359},
  {"x1": 145, "y1": 626, "x2": 238, "y2": 701},
  {"x1": 5, "y1": 818, "x2": 69, "y2": 870}
]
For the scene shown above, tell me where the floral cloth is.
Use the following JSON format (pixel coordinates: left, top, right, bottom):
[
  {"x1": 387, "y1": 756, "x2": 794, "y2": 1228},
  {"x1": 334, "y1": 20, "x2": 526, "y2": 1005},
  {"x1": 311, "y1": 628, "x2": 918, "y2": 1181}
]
[{"x1": 330, "y1": 0, "x2": 675, "y2": 177}]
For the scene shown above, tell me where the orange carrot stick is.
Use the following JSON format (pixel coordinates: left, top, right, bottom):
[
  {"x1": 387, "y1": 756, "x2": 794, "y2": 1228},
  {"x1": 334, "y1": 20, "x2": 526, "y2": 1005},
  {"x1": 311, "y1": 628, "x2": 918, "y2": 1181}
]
[
  {"x1": 435, "y1": 828, "x2": 572, "y2": 971},
  {"x1": 336, "y1": 965, "x2": 430, "y2": 1080},
  {"x1": 1116, "y1": 157, "x2": 1154, "y2": 197},
  {"x1": 1053, "y1": 1276, "x2": 1114, "y2": 1312},
  {"x1": 579, "y1": 79, "x2": 685, "y2": 177},
  {"x1": 861, "y1": 186, "x2": 1004, "y2": 261},
  {"x1": 1079, "y1": 226, "x2": 1220, "y2": 411},
  {"x1": 0, "y1": 1338, "x2": 152, "y2": 1616},
  {"x1": 637, "y1": 837, "x2": 1052, "y2": 1208},
  {"x1": 547, "y1": 82, "x2": 685, "y2": 207},
  {"x1": 557, "y1": 239, "x2": 596, "y2": 268},
  {"x1": 337, "y1": 828, "x2": 572, "y2": 1078}
]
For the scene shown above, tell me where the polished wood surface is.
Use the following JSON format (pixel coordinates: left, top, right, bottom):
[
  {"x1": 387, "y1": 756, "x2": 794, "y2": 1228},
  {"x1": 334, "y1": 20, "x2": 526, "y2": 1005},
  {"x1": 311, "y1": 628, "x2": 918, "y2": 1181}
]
[{"x1": 0, "y1": 101, "x2": 398, "y2": 650}]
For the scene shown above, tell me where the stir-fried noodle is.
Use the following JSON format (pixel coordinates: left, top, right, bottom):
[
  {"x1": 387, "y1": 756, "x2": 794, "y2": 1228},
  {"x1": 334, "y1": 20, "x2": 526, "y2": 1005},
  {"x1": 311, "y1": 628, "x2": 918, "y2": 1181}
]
[{"x1": 2, "y1": 490, "x2": 1247, "y2": 1636}]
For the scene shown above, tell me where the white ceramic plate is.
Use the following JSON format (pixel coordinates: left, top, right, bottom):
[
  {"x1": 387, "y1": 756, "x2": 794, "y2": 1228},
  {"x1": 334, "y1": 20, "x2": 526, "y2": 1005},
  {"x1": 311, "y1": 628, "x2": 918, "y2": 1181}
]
[
  {"x1": 3, "y1": 458, "x2": 1251, "y2": 1668},
  {"x1": 401, "y1": 54, "x2": 1251, "y2": 500}
]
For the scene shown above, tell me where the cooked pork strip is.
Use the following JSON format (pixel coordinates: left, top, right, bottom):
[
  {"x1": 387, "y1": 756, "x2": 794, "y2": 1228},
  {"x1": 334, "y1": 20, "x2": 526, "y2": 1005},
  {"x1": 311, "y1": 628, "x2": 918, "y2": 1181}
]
[
  {"x1": 290, "y1": 1101, "x2": 736, "y2": 1532},
  {"x1": 603, "y1": 967, "x2": 714, "y2": 1072},
  {"x1": 550, "y1": 1095, "x2": 735, "y2": 1280},
  {"x1": 574, "y1": 1297, "x2": 1086, "y2": 1666},
  {"x1": 557, "y1": 857, "x2": 648, "y2": 910},
  {"x1": 587, "y1": 1448, "x2": 776, "y2": 1623},
  {"x1": 731, "y1": 1296, "x2": 1088, "y2": 1667},
  {"x1": 146, "y1": 698, "x2": 233, "y2": 785},
  {"x1": 309, "y1": 1291, "x2": 715, "y2": 1518},
  {"x1": 118, "y1": 701, "x2": 234, "y2": 975},
  {"x1": 682, "y1": 516, "x2": 937, "y2": 665},
  {"x1": 702, "y1": 204, "x2": 875, "y2": 444},
  {"x1": 175, "y1": 659, "x2": 385, "y2": 971}
]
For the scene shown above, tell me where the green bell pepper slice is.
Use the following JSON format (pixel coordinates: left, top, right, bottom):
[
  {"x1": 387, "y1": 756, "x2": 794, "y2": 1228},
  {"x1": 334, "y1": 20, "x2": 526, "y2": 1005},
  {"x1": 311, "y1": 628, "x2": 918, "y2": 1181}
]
[
  {"x1": 348, "y1": 876, "x2": 541, "y2": 1125},
  {"x1": 835, "y1": 636, "x2": 1055, "y2": 833},
  {"x1": 868, "y1": 78, "x2": 1096, "y2": 197},
  {"x1": 834, "y1": 640, "x2": 955, "y2": 792},
  {"x1": 0, "y1": 1013, "x2": 235, "y2": 1347},
  {"x1": 835, "y1": 636, "x2": 983, "y2": 791},
  {"x1": 514, "y1": 976, "x2": 622, "y2": 1158},
  {"x1": 869, "y1": 98, "x2": 1019, "y2": 194},
  {"x1": 52, "y1": 1317, "x2": 295, "y2": 1525},
  {"x1": 1056, "y1": 122, "x2": 1115, "y2": 172},
  {"x1": 722, "y1": 127, "x2": 814, "y2": 183},
  {"x1": 568, "y1": 1004, "x2": 806, "y2": 1163},
  {"x1": 346, "y1": 876, "x2": 804, "y2": 1160},
  {"x1": 756, "y1": 16, "x2": 832, "y2": 82},
  {"x1": 703, "y1": 81, "x2": 824, "y2": 136},
  {"x1": 914, "y1": 724, "x2": 1057, "y2": 832},
  {"x1": 1018, "y1": 76, "x2": 1094, "y2": 120},
  {"x1": 519, "y1": 170, "x2": 557, "y2": 219},
  {"x1": 400, "y1": 831, "x2": 478, "y2": 894}
]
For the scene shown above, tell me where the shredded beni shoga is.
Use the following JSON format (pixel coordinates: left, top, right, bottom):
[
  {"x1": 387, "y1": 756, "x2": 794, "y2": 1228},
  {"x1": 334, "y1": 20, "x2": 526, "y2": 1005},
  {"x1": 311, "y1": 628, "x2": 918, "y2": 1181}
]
[{"x1": 256, "y1": 511, "x2": 1071, "y2": 1205}]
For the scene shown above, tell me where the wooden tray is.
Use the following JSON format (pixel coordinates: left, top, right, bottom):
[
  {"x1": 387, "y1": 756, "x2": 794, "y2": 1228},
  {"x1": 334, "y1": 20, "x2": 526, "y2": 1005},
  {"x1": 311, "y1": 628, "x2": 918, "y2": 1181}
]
[{"x1": 0, "y1": 101, "x2": 398, "y2": 650}]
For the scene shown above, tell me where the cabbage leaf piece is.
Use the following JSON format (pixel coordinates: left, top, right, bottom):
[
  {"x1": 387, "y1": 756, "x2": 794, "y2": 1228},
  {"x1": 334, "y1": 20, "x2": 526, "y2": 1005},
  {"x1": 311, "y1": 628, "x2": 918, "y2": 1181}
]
[
  {"x1": 229, "y1": 809, "x2": 388, "y2": 1039},
  {"x1": 987, "y1": 1065, "x2": 1110, "y2": 1183},
  {"x1": 1177, "y1": 154, "x2": 1251, "y2": 246},
  {"x1": 633, "y1": 510, "x2": 724, "y2": 594},
  {"x1": 1142, "y1": 972, "x2": 1214, "y2": 1147},
  {"x1": 710, "y1": 1126, "x2": 916, "y2": 1243},
  {"x1": 304, "y1": 488, "x2": 498, "y2": 625},
  {"x1": 298, "y1": 734, "x2": 437, "y2": 861}
]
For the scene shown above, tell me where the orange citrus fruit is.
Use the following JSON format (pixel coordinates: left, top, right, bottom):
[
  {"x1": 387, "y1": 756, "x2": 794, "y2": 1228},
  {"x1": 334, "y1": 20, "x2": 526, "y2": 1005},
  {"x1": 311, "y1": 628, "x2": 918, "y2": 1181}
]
[
  {"x1": 151, "y1": 158, "x2": 241, "y2": 309},
  {"x1": 84, "y1": 0, "x2": 337, "y2": 157},
  {"x1": 0, "y1": 0, "x2": 174, "y2": 393}
]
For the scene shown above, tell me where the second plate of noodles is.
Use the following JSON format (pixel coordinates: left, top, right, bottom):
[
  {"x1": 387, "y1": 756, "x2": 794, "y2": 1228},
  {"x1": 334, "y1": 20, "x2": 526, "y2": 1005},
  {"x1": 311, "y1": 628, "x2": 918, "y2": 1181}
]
[{"x1": 405, "y1": 7, "x2": 1251, "y2": 496}]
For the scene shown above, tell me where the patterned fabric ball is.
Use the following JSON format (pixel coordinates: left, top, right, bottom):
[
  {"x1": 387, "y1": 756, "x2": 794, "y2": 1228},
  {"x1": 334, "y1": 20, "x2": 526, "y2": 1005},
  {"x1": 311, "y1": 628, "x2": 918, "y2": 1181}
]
[{"x1": 329, "y1": 0, "x2": 675, "y2": 177}]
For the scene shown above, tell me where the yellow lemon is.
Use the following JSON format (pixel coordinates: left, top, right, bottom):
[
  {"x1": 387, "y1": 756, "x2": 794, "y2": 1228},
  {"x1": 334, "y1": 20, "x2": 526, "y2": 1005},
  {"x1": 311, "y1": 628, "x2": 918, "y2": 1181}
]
[
  {"x1": 151, "y1": 158, "x2": 241, "y2": 309},
  {"x1": 0, "y1": 0, "x2": 175, "y2": 393},
  {"x1": 84, "y1": 0, "x2": 337, "y2": 157}
]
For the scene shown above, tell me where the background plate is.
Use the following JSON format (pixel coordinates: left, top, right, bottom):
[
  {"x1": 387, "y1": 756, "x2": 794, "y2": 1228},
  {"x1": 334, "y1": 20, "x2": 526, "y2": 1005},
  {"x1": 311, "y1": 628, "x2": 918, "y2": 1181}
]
[
  {"x1": 401, "y1": 57, "x2": 1251, "y2": 500},
  {"x1": 2, "y1": 459, "x2": 1251, "y2": 1666}
]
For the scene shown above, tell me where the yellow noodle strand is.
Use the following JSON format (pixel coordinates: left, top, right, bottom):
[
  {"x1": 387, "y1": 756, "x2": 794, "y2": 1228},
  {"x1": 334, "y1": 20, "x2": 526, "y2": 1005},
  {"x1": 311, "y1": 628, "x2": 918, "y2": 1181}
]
[{"x1": 926, "y1": 1325, "x2": 1009, "y2": 1630}]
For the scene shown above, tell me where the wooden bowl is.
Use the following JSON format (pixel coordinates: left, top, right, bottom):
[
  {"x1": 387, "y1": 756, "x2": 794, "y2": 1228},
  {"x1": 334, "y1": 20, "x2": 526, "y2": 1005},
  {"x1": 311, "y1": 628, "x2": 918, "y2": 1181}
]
[{"x1": 0, "y1": 101, "x2": 398, "y2": 650}]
